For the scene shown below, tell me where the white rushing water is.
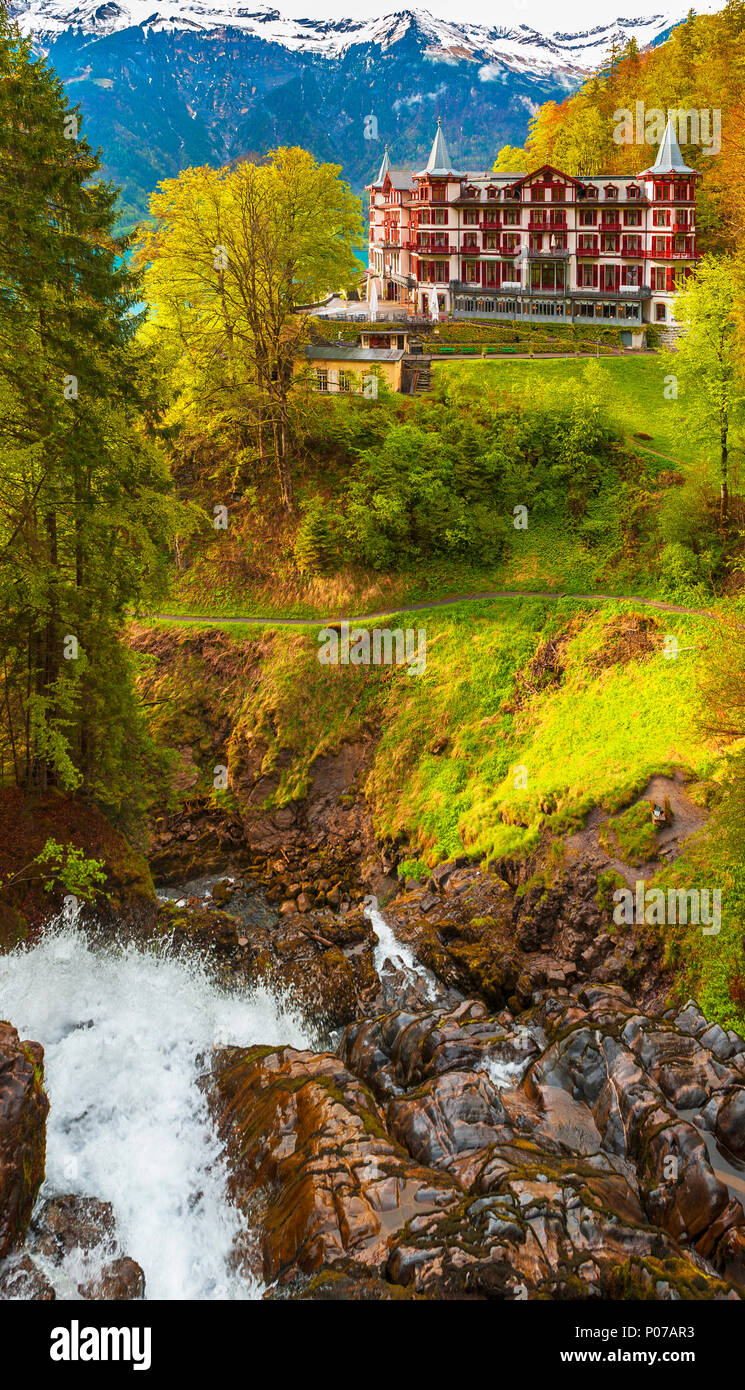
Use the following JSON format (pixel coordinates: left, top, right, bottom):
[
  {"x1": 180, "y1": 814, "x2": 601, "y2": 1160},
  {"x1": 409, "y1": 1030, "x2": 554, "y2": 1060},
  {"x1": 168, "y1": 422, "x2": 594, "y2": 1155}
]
[
  {"x1": 0, "y1": 925, "x2": 312, "y2": 1300},
  {"x1": 364, "y1": 899, "x2": 438, "y2": 1001}
]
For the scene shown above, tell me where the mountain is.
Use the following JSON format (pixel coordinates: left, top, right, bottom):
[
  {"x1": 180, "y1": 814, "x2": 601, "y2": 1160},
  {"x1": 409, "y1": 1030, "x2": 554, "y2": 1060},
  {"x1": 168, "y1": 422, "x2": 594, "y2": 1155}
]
[{"x1": 9, "y1": 4, "x2": 694, "y2": 227}]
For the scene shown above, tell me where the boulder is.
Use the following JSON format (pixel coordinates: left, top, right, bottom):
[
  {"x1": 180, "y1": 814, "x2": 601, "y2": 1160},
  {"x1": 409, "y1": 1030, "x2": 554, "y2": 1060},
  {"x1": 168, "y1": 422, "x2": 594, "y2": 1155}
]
[
  {"x1": 0, "y1": 1252, "x2": 55, "y2": 1301},
  {"x1": 0, "y1": 1022, "x2": 48, "y2": 1259},
  {"x1": 206, "y1": 1044, "x2": 458, "y2": 1284},
  {"x1": 78, "y1": 1257, "x2": 146, "y2": 1300},
  {"x1": 29, "y1": 1195, "x2": 116, "y2": 1261}
]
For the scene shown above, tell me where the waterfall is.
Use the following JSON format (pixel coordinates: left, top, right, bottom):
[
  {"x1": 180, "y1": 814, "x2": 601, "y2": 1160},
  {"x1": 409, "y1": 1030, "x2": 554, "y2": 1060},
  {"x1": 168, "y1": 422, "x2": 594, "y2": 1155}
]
[
  {"x1": 0, "y1": 925, "x2": 312, "y2": 1300},
  {"x1": 364, "y1": 898, "x2": 439, "y2": 1000}
]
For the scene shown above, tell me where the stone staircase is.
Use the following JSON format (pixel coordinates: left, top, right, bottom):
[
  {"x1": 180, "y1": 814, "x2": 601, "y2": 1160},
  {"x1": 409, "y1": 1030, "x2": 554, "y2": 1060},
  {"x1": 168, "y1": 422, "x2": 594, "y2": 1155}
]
[{"x1": 406, "y1": 357, "x2": 433, "y2": 394}]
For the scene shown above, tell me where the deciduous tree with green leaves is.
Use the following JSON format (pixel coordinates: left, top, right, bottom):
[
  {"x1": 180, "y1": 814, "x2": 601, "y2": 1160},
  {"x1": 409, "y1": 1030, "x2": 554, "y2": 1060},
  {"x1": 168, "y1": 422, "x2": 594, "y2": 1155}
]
[
  {"x1": 672, "y1": 255, "x2": 744, "y2": 524},
  {"x1": 137, "y1": 149, "x2": 364, "y2": 511}
]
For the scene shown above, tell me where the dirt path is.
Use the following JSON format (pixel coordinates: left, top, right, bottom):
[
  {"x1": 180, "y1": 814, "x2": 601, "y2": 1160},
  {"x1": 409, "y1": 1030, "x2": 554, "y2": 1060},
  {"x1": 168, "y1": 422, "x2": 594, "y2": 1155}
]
[
  {"x1": 565, "y1": 773, "x2": 708, "y2": 887},
  {"x1": 143, "y1": 589, "x2": 717, "y2": 629}
]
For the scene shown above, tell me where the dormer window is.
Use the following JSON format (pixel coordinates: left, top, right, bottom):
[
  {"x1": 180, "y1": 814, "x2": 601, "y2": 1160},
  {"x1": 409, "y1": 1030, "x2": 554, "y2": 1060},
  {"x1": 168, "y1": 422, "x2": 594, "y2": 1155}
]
[
  {"x1": 604, "y1": 185, "x2": 618, "y2": 199},
  {"x1": 626, "y1": 185, "x2": 640, "y2": 199}
]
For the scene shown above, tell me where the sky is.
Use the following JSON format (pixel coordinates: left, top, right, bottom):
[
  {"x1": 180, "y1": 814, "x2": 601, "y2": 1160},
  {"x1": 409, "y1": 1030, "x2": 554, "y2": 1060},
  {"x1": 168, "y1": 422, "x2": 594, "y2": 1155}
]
[{"x1": 272, "y1": 0, "x2": 724, "y2": 31}]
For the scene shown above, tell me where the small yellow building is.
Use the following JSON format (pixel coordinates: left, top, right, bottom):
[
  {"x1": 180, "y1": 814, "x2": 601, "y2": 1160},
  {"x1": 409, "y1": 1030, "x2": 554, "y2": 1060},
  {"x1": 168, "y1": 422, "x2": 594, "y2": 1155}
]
[{"x1": 302, "y1": 343, "x2": 405, "y2": 394}]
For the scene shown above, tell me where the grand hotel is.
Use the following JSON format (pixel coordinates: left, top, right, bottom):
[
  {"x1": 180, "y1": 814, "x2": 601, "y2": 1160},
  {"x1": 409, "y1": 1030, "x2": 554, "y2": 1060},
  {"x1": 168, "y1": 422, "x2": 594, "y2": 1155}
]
[{"x1": 366, "y1": 117, "x2": 698, "y2": 327}]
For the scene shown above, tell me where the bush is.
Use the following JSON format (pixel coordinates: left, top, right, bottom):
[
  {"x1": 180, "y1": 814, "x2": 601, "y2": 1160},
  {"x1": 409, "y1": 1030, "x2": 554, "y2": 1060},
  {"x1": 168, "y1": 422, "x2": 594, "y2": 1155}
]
[{"x1": 294, "y1": 500, "x2": 337, "y2": 574}]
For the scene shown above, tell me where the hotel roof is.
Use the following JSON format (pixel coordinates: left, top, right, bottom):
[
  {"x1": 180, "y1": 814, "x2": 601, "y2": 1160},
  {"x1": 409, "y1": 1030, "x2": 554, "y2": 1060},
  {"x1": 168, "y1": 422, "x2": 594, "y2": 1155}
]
[{"x1": 304, "y1": 344, "x2": 405, "y2": 363}]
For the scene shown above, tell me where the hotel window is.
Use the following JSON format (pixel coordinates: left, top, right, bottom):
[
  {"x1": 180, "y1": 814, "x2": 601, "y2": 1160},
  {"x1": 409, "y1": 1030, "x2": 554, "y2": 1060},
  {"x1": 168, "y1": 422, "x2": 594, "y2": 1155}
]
[
  {"x1": 604, "y1": 185, "x2": 618, "y2": 199},
  {"x1": 503, "y1": 210, "x2": 519, "y2": 225},
  {"x1": 653, "y1": 209, "x2": 670, "y2": 226},
  {"x1": 316, "y1": 370, "x2": 328, "y2": 393},
  {"x1": 579, "y1": 210, "x2": 597, "y2": 226},
  {"x1": 624, "y1": 209, "x2": 641, "y2": 226},
  {"x1": 626, "y1": 185, "x2": 640, "y2": 199},
  {"x1": 463, "y1": 210, "x2": 480, "y2": 225},
  {"x1": 656, "y1": 303, "x2": 667, "y2": 321},
  {"x1": 338, "y1": 372, "x2": 351, "y2": 393}
]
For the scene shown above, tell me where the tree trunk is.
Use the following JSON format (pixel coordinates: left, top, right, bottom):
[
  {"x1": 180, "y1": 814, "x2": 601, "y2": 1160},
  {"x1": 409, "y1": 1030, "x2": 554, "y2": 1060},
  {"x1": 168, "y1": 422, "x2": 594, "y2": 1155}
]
[{"x1": 721, "y1": 415, "x2": 729, "y2": 525}]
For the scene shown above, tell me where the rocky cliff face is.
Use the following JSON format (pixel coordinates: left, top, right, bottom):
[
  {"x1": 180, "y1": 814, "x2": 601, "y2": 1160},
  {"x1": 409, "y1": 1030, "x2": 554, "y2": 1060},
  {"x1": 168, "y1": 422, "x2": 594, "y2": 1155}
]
[
  {"x1": 10, "y1": 3, "x2": 686, "y2": 225},
  {"x1": 207, "y1": 979, "x2": 745, "y2": 1298}
]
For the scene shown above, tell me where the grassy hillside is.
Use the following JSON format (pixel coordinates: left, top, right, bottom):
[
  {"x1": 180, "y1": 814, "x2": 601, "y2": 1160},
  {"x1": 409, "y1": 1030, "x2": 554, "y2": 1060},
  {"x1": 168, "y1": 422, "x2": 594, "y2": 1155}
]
[
  {"x1": 133, "y1": 595, "x2": 745, "y2": 1028},
  {"x1": 152, "y1": 355, "x2": 741, "y2": 623}
]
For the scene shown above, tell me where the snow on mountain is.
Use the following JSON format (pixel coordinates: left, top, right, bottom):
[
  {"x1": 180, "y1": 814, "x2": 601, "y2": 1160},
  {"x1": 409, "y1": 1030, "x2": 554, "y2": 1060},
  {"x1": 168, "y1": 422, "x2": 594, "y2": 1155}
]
[{"x1": 7, "y1": 1, "x2": 696, "y2": 72}]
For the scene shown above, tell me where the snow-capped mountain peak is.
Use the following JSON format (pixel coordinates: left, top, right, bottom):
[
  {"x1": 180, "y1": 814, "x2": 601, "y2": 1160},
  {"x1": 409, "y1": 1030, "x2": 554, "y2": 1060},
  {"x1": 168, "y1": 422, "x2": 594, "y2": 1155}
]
[{"x1": 8, "y1": 1, "x2": 700, "y2": 71}]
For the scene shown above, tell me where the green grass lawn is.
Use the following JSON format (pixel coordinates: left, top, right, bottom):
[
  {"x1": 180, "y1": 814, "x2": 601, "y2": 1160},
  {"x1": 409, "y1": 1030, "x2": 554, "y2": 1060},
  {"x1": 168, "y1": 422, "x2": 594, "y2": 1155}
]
[{"x1": 433, "y1": 355, "x2": 711, "y2": 471}]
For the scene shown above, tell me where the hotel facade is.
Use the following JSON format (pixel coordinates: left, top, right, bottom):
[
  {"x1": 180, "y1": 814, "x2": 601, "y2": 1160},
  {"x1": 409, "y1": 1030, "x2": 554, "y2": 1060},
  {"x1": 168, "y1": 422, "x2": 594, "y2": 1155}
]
[{"x1": 366, "y1": 119, "x2": 698, "y2": 327}]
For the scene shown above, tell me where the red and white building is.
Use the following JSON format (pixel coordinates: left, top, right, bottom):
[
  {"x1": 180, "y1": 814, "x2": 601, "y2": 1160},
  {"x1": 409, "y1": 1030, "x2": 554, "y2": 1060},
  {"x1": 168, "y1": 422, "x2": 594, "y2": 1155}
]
[{"x1": 366, "y1": 118, "x2": 698, "y2": 327}]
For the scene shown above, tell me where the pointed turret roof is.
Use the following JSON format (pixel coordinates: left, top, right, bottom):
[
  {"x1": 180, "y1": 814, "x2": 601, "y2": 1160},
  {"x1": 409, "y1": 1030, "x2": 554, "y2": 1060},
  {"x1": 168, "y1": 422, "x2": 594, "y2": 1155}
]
[
  {"x1": 371, "y1": 146, "x2": 390, "y2": 188},
  {"x1": 640, "y1": 115, "x2": 696, "y2": 175},
  {"x1": 417, "y1": 119, "x2": 461, "y2": 177}
]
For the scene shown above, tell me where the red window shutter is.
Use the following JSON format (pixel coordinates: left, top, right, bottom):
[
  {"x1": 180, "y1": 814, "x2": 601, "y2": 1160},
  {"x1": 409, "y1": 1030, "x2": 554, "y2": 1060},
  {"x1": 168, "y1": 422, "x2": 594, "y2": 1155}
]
[{"x1": 593, "y1": 265, "x2": 598, "y2": 287}]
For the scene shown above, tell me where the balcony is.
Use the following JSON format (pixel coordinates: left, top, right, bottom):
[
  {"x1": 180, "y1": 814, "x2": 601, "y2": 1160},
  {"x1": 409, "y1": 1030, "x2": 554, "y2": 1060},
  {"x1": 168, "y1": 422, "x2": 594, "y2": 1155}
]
[
  {"x1": 415, "y1": 239, "x2": 456, "y2": 254},
  {"x1": 526, "y1": 247, "x2": 568, "y2": 258}
]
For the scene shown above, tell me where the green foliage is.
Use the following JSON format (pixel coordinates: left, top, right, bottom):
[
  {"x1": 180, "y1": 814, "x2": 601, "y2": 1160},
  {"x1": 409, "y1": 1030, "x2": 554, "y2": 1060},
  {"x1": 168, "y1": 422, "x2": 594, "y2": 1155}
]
[
  {"x1": 598, "y1": 801, "x2": 658, "y2": 866},
  {"x1": 671, "y1": 256, "x2": 745, "y2": 519},
  {"x1": 340, "y1": 363, "x2": 618, "y2": 570},
  {"x1": 0, "y1": 836, "x2": 106, "y2": 901},
  {"x1": 294, "y1": 500, "x2": 337, "y2": 575},
  {"x1": 0, "y1": 12, "x2": 191, "y2": 824}
]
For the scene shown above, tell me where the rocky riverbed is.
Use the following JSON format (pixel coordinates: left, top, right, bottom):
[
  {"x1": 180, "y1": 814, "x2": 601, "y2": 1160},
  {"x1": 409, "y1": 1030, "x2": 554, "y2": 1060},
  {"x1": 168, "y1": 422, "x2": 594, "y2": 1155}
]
[{"x1": 1, "y1": 844, "x2": 745, "y2": 1301}]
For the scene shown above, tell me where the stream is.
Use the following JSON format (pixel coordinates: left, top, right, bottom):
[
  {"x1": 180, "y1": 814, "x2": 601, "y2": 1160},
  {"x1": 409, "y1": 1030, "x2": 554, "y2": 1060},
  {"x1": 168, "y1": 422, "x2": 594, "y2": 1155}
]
[
  {"x1": 0, "y1": 919, "x2": 312, "y2": 1300},
  {"x1": 0, "y1": 889, "x2": 423, "y2": 1300}
]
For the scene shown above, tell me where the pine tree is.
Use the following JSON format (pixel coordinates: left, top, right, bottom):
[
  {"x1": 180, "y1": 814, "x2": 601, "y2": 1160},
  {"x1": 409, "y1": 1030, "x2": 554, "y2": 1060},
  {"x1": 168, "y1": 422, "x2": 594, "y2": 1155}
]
[{"x1": 0, "y1": 11, "x2": 186, "y2": 817}]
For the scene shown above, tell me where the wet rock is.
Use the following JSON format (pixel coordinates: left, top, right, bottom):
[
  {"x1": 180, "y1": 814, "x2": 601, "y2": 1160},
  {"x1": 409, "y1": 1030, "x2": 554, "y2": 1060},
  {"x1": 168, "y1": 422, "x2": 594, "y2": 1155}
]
[
  {"x1": 341, "y1": 998, "x2": 538, "y2": 1100},
  {"x1": 0, "y1": 1022, "x2": 48, "y2": 1259},
  {"x1": 706, "y1": 1088, "x2": 745, "y2": 1163},
  {"x1": 206, "y1": 1044, "x2": 458, "y2": 1284},
  {"x1": 385, "y1": 1144, "x2": 736, "y2": 1300},
  {"x1": 0, "y1": 1252, "x2": 55, "y2": 1300},
  {"x1": 156, "y1": 898, "x2": 378, "y2": 1029},
  {"x1": 149, "y1": 802, "x2": 249, "y2": 884},
  {"x1": 29, "y1": 1195, "x2": 116, "y2": 1261},
  {"x1": 270, "y1": 1260, "x2": 420, "y2": 1300},
  {"x1": 78, "y1": 1257, "x2": 146, "y2": 1300},
  {"x1": 387, "y1": 1071, "x2": 513, "y2": 1183}
]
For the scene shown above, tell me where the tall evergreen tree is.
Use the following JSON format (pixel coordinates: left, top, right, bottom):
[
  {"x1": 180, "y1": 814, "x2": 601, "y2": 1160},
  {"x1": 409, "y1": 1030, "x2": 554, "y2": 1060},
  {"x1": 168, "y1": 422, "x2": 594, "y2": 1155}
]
[{"x1": 0, "y1": 10, "x2": 185, "y2": 818}]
